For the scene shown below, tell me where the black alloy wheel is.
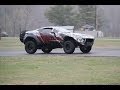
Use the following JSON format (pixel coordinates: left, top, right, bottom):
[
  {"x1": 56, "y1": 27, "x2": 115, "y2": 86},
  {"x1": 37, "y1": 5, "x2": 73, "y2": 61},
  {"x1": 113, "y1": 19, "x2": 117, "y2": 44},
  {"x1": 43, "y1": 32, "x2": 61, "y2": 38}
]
[
  {"x1": 63, "y1": 40, "x2": 75, "y2": 54},
  {"x1": 25, "y1": 41, "x2": 37, "y2": 54}
]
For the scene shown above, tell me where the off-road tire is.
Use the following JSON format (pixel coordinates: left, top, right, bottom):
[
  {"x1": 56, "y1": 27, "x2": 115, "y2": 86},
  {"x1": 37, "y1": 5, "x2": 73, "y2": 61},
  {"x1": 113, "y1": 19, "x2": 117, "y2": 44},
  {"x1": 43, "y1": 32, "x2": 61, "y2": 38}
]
[
  {"x1": 80, "y1": 46, "x2": 92, "y2": 53},
  {"x1": 63, "y1": 40, "x2": 75, "y2": 54},
  {"x1": 25, "y1": 40, "x2": 37, "y2": 54},
  {"x1": 42, "y1": 47, "x2": 52, "y2": 53}
]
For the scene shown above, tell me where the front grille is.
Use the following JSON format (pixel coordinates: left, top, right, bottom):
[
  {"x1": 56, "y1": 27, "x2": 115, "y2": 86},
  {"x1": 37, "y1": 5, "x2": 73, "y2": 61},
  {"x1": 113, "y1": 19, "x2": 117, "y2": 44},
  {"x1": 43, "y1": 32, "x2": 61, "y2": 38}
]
[{"x1": 84, "y1": 39, "x2": 94, "y2": 46}]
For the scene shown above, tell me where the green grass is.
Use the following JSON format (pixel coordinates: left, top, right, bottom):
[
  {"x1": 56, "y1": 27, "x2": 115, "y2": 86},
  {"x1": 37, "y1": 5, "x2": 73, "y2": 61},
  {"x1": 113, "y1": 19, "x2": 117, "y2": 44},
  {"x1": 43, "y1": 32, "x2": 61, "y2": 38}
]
[
  {"x1": 94, "y1": 38, "x2": 120, "y2": 48},
  {"x1": 0, "y1": 37, "x2": 120, "y2": 84},
  {"x1": 0, "y1": 37, "x2": 24, "y2": 50},
  {"x1": 0, "y1": 56, "x2": 120, "y2": 85}
]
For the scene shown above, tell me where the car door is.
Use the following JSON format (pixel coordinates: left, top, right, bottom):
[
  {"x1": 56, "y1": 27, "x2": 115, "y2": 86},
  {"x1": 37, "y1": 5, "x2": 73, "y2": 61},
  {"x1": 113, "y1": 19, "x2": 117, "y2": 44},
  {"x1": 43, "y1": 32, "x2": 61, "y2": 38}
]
[
  {"x1": 39, "y1": 28, "x2": 56, "y2": 44},
  {"x1": 52, "y1": 29, "x2": 63, "y2": 42}
]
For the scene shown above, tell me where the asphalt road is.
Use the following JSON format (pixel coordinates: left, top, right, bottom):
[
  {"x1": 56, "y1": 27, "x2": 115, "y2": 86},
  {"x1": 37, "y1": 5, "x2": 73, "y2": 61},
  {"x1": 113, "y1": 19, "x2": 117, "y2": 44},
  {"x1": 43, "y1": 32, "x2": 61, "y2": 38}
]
[{"x1": 0, "y1": 47, "x2": 120, "y2": 57}]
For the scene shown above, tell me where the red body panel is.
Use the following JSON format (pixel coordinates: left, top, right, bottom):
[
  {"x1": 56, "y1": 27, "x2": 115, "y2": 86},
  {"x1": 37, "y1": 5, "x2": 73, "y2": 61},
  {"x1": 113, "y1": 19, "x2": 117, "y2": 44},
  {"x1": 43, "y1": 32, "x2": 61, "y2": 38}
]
[{"x1": 37, "y1": 33, "x2": 63, "y2": 44}]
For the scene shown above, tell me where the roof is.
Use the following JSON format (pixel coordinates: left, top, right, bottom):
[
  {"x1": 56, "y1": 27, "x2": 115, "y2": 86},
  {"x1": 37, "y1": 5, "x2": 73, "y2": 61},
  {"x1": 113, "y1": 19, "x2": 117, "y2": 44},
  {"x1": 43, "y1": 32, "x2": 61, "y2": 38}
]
[{"x1": 41, "y1": 26, "x2": 74, "y2": 30}]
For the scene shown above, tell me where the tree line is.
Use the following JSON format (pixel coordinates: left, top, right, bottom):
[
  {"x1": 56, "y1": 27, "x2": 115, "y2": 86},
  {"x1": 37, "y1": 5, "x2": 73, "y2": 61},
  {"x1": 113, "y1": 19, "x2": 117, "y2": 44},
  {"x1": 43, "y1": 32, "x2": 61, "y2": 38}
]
[
  {"x1": 0, "y1": 5, "x2": 36, "y2": 37},
  {"x1": 0, "y1": 5, "x2": 117, "y2": 37},
  {"x1": 45, "y1": 5, "x2": 108, "y2": 31}
]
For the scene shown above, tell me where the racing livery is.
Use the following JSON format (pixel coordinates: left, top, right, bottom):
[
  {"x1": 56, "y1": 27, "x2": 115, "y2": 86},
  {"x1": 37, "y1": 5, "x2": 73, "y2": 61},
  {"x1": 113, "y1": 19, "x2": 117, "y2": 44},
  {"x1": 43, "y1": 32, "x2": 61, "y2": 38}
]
[{"x1": 20, "y1": 26, "x2": 95, "y2": 54}]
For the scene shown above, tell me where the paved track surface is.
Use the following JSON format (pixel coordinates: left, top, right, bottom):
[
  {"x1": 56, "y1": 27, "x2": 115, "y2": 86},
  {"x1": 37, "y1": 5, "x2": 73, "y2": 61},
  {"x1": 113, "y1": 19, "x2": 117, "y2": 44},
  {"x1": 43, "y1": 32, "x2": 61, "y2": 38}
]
[{"x1": 0, "y1": 48, "x2": 120, "y2": 57}]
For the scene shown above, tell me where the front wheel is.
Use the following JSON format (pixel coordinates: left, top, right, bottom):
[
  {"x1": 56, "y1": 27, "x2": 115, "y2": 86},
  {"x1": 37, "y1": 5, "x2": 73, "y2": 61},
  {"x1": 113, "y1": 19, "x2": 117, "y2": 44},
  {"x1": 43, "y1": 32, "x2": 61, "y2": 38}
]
[
  {"x1": 25, "y1": 41, "x2": 37, "y2": 54},
  {"x1": 63, "y1": 40, "x2": 75, "y2": 54},
  {"x1": 80, "y1": 46, "x2": 92, "y2": 53}
]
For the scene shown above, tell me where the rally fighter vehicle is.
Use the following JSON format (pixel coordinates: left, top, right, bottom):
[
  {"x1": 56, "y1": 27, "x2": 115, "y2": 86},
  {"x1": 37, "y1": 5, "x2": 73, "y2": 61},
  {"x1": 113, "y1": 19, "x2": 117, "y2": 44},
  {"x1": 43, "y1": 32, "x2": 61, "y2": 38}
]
[{"x1": 20, "y1": 26, "x2": 95, "y2": 54}]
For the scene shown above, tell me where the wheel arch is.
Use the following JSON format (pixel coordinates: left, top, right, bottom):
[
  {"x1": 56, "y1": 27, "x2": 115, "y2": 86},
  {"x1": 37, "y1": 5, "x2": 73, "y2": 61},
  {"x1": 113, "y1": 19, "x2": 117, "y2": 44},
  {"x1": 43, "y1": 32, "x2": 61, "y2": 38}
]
[
  {"x1": 24, "y1": 37, "x2": 37, "y2": 44},
  {"x1": 63, "y1": 36, "x2": 78, "y2": 47}
]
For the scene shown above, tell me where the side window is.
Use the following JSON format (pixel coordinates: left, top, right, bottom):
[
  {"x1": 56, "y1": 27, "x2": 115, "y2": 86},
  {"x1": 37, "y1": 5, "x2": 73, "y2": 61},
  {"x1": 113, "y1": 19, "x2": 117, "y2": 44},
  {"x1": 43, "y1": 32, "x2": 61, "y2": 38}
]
[{"x1": 41, "y1": 28, "x2": 52, "y2": 34}]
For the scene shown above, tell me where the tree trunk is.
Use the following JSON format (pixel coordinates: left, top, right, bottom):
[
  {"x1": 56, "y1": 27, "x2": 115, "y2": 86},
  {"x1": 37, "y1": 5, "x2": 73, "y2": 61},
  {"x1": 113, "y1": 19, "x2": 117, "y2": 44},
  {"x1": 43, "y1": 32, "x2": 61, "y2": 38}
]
[
  {"x1": 13, "y1": 22, "x2": 15, "y2": 37},
  {"x1": 0, "y1": 28, "x2": 1, "y2": 40},
  {"x1": 5, "y1": 8, "x2": 6, "y2": 32}
]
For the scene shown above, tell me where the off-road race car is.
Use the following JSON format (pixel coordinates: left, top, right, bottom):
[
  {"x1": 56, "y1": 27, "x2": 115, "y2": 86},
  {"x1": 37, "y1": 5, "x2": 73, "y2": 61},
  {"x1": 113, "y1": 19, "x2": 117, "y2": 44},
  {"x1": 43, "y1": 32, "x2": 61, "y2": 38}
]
[{"x1": 20, "y1": 26, "x2": 95, "y2": 54}]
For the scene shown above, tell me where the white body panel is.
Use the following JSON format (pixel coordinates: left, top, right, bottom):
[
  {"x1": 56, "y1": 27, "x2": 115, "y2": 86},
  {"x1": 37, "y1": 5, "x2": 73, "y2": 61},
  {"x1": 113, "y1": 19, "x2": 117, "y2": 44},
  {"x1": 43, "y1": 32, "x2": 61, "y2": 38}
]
[{"x1": 26, "y1": 26, "x2": 95, "y2": 44}]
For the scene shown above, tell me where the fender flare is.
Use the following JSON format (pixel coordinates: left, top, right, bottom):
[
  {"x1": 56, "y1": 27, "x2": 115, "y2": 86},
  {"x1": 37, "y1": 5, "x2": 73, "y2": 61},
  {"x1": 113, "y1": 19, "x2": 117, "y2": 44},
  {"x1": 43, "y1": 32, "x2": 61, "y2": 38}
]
[{"x1": 24, "y1": 36, "x2": 42, "y2": 45}]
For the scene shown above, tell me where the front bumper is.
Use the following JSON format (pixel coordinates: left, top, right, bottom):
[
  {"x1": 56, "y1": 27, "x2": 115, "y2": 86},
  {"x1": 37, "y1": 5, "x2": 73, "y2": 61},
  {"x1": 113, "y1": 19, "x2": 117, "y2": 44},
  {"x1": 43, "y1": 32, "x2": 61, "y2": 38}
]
[{"x1": 78, "y1": 39, "x2": 94, "y2": 46}]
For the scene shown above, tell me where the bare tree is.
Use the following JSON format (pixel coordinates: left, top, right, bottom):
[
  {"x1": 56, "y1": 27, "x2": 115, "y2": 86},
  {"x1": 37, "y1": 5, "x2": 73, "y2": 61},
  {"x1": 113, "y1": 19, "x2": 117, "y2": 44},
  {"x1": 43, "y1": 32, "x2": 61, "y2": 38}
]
[
  {"x1": 24, "y1": 6, "x2": 32, "y2": 30},
  {"x1": 12, "y1": 8, "x2": 19, "y2": 37},
  {"x1": 4, "y1": 8, "x2": 6, "y2": 32},
  {"x1": 0, "y1": 25, "x2": 1, "y2": 40}
]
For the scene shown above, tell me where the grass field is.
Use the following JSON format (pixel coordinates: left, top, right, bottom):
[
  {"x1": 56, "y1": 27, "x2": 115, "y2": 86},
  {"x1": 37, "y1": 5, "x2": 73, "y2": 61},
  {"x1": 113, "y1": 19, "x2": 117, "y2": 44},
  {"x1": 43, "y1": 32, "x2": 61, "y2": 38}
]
[
  {"x1": 94, "y1": 38, "x2": 120, "y2": 48},
  {"x1": 0, "y1": 56, "x2": 120, "y2": 85},
  {"x1": 0, "y1": 37, "x2": 24, "y2": 50},
  {"x1": 0, "y1": 37, "x2": 120, "y2": 85}
]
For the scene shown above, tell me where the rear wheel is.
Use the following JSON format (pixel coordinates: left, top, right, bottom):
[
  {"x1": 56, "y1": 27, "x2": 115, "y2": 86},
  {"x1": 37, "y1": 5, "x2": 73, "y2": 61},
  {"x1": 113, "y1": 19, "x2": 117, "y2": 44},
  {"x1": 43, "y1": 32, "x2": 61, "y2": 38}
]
[
  {"x1": 80, "y1": 45, "x2": 92, "y2": 53},
  {"x1": 25, "y1": 41, "x2": 37, "y2": 54},
  {"x1": 63, "y1": 40, "x2": 75, "y2": 54},
  {"x1": 42, "y1": 47, "x2": 52, "y2": 53}
]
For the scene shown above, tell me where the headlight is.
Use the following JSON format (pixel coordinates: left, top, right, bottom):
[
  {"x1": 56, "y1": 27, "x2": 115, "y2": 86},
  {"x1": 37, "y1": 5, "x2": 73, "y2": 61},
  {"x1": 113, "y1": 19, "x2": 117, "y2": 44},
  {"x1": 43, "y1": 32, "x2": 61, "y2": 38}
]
[
  {"x1": 80, "y1": 38, "x2": 84, "y2": 43},
  {"x1": 77, "y1": 38, "x2": 86, "y2": 43},
  {"x1": 77, "y1": 38, "x2": 81, "y2": 42}
]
